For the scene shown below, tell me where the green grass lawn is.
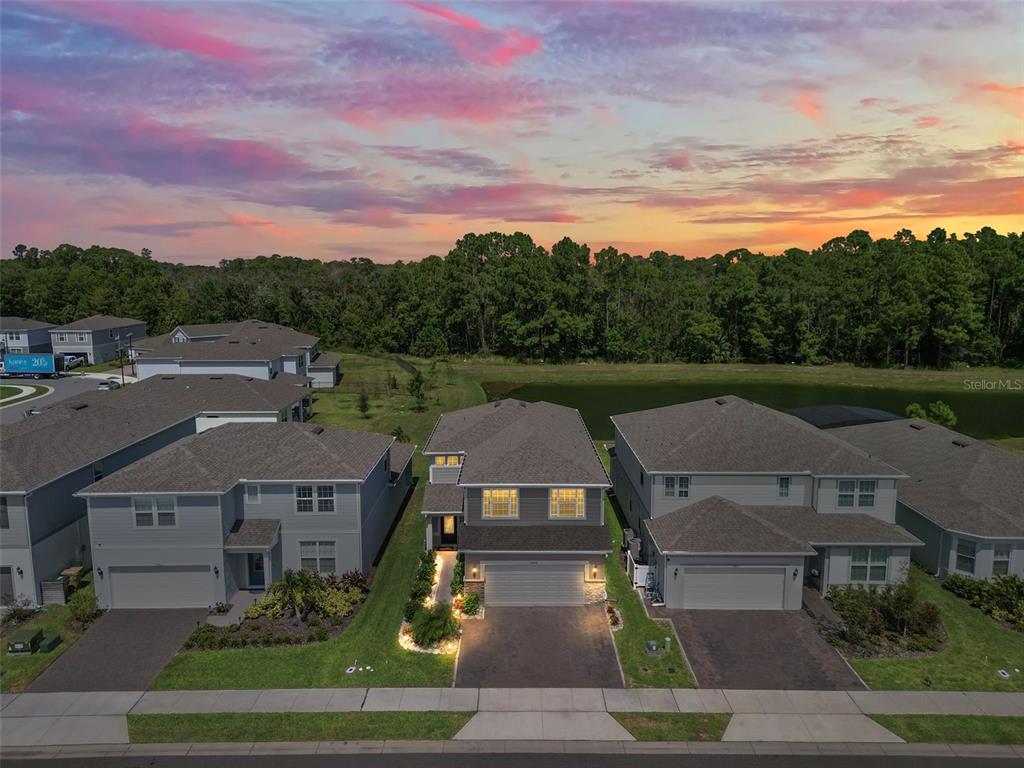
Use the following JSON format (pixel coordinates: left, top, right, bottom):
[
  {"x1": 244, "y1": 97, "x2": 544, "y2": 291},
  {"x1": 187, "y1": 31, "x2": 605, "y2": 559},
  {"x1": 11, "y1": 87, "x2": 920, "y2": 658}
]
[
  {"x1": 850, "y1": 572, "x2": 1024, "y2": 691},
  {"x1": 0, "y1": 577, "x2": 94, "y2": 693},
  {"x1": 990, "y1": 437, "x2": 1024, "y2": 455},
  {"x1": 128, "y1": 712, "x2": 472, "y2": 743},
  {"x1": 611, "y1": 712, "x2": 730, "y2": 741},
  {"x1": 0, "y1": 385, "x2": 20, "y2": 399},
  {"x1": 0, "y1": 383, "x2": 49, "y2": 408},
  {"x1": 871, "y1": 715, "x2": 1024, "y2": 744}
]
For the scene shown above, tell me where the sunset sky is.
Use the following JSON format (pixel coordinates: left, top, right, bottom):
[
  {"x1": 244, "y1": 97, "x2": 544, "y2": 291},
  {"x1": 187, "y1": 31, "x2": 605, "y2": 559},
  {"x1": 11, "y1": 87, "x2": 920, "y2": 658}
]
[{"x1": 1, "y1": 0, "x2": 1021, "y2": 265}]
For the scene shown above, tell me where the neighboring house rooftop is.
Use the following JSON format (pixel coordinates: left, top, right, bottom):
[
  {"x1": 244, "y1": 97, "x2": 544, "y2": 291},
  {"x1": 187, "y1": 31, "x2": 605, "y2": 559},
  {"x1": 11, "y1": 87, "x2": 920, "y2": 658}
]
[
  {"x1": 460, "y1": 524, "x2": 611, "y2": 553},
  {"x1": 51, "y1": 314, "x2": 144, "y2": 332},
  {"x1": 611, "y1": 395, "x2": 905, "y2": 477},
  {"x1": 646, "y1": 496, "x2": 919, "y2": 554},
  {"x1": 787, "y1": 404, "x2": 903, "y2": 430},
  {"x1": 0, "y1": 374, "x2": 308, "y2": 492},
  {"x1": 138, "y1": 319, "x2": 317, "y2": 362},
  {"x1": 78, "y1": 422, "x2": 409, "y2": 495},
  {"x1": 308, "y1": 352, "x2": 340, "y2": 369},
  {"x1": 0, "y1": 316, "x2": 55, "y2": 331},
  {"x1": 831, "y1": 419, "x2": 1024, "y2": 538},
  {"x1": 175, "y1": 321, "x2": 247, "y2": 338},
  {"x1": 424, "y1": 399, "x2": 609, "y2": 486}
]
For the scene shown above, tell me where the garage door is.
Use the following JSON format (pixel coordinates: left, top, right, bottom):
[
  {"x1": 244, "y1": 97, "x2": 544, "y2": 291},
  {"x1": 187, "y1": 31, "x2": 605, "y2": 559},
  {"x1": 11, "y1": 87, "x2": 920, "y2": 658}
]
[
  {"x1": 485, "y1": 561, "x2": 585, "y2": 606},
  {"x1": 109, "y1": 565, "x2": 215, "y2": 609},
  {"x1": 681, "y1": 567, "x2": 785, "y2": 610}
]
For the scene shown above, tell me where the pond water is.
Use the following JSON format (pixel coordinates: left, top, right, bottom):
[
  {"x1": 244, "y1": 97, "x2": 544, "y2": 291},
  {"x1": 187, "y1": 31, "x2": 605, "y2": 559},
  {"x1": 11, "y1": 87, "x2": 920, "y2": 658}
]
[{"x1": 492, "y1": 381, "x2": 1024, "y2": 440}]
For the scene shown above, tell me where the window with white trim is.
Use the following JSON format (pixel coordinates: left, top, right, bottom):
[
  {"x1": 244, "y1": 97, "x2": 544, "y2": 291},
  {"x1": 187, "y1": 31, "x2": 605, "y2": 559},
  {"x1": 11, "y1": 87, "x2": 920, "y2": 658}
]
[
  {"x1": 778, "y1": 476, "x2": 790, "y2": 498},
  {"x1": 433, "y1": 455, "x2": 462, "y2": 466},
  {"x1": 664, "y1": 476, "x2": 688, "y2": 497},
  {"x1": 295, "y1": 485, "x2": 314, "y2": 513},
  {"x1": 56, "y1": 332, "x2": 68, "y2": 342},
  {"x1": 858, "y1": 480, "x2": 876, "y2": 507},
  {"x1": 549, "y1": 488, "x2": 585, "y2": 519},
  {"x1": 299, "y1": 540, "x2": 336, "y2": 574},
  {"x1": 316, "y1": 484, "x2": 335, "y2": 513},
  {"x1": 850, "y1": 547, "x2": 887, "y2": 583},
  {"x1": 76, "y1": 332, "x2": 87, "y2": 342},
  {"x1": 246, "y1": 484, "x2": 261, "y2": 504},
  {"x1": 133, "y1": 496, "x2": 176, "y2": 527},
  {"x1": 838, "y1": 479, "x2": 875, "y2": 508},
  {"x1": 664, "y1": 476, "x2": 674, "y2": 497},
  {"x1": 482, "y1": 488, "x2": 518, "y2": 519},
  {"x1": 955, "y1": 538, "x2": 976, "y2": 574},
  {"x1": 993, "y1": 544, "x2": 1011, "y2": 577}
]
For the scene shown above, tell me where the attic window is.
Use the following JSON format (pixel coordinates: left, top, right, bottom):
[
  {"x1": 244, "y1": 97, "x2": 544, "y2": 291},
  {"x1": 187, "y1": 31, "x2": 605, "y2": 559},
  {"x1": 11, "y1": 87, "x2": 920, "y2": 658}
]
[
  {"x1": 952, "y1": 438, "x2": 971, "y2": 448},
  {"x1": 310, "y1": 425, "x2": 325, "y2": 435},
  {"x1": 715, "y1": 397, "x2": 729, "y2": 405},
  {"x1": 909, "y1": 423, "x2": 925, "y2": 430}
]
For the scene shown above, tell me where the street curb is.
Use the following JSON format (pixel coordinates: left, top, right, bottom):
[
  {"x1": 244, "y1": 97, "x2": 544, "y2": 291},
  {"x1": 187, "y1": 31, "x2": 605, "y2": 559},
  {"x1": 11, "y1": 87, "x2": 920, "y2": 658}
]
[{"x1": 3, "y1": 740, "x2": 1024, "y2": 759}]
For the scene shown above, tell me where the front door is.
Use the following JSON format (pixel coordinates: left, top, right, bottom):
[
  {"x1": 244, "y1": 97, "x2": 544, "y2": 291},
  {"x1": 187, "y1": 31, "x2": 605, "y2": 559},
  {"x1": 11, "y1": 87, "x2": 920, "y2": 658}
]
[
  {"x1": 248, "y1": 553, "x2": 266, "y2": 588},
  {"x1": 440, "y1": 515, "x2": 457, "y2": 547}
]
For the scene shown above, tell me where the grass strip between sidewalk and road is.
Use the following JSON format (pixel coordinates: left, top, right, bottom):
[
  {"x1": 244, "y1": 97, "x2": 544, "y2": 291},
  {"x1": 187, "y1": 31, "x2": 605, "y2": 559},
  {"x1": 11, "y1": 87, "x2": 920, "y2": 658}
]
[
  {"x1": 870, "y1": 715, "x2": 1024, "y2": 745},
  {"x1": 127, "y1": 712, "x2": 473, "y2": 743},
  {"x1": 611, "y1": 712, "x2": 730, "y2": 741}
]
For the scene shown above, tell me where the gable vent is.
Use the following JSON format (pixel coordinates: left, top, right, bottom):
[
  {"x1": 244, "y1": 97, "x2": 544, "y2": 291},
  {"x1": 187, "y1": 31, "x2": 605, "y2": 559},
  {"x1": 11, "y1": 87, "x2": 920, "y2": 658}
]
[
  {"x1": 952, "y1": 438, "x2": 971, "y2": 448},
  {"x1": 909, "y1": 423, "x2": 925, "y2": 430},
  {"x1": 715, "y1": 397, "x2": 729, "y2": 405},
  {"x1": 310, "y1": 425, "x2": 325, "y2": 435}
]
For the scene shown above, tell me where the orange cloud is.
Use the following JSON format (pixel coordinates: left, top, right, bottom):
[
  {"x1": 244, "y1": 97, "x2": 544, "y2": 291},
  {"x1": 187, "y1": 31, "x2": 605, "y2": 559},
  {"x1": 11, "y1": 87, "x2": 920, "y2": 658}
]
[
  {"x1": 970, "y1": 82, "x2": 1024, "y2": 116},
  {"x1": 794, "y1": 90, "x2": 823, "y2": 122},
  {"x1": 914, "y1": 115, "x2": 943, "y2": 129}
]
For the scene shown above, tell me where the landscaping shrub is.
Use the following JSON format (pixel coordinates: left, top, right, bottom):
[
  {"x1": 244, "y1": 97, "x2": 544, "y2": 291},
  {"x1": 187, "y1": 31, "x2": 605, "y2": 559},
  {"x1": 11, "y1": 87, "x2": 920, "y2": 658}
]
[
  {"x1": 245, "y1": 593, "x2": 285, "y2": 620},
  {"x1": 450, "y1": 554, "x2": 465, "y2": 597},
  {"x1": 1, "y1": 596, "x2": 37, "y2": 626},
  {"x1": 337, "y1": 570, "x2": 369, "y2": 594},
  {"x1": 409, "y1": 579, "x2": 432, "y2": 600},
  {"x1": 461, "y1": 591, "x2": 479, "y2": 616},
  {"x1": 184, "y1": 624, "x2": 217, "y2": 650},
  {"x1": 417, "y1": 559, "x2": 436, "y2": 582},
  {"x1": 68, "y1": 589, "x2": 100, "y2": 623},
  {"x1": 826, "y1": 578, "x2": 942, "y2": 655},
  {"x1": 404, "y1": 598, "x2": 422, "y2": 623},
  {"x1": 943, "y1": 573, "x2": 1024, "y2": 631},
  {"x1": 410, "y1": 603, "x2": 460, "y2": 647},
  {"x1": 319, "y1": 587, "x2": 364, "y2": 622}
]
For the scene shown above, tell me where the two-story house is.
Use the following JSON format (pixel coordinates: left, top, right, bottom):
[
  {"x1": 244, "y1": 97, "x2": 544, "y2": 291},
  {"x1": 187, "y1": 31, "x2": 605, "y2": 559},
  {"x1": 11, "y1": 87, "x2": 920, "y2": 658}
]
[
  {"x1": 832, "y1": 419, "x2": 1024, "y2": 580},
  {"x1": 421, "y1": 399, "x2": 611, "y2": 607},
  {"x1": 0, "y1": 375, "x2": 311, "y2": 606},
  {"x1": 1, "y1": 317, "x2": 55, "y2": 354},
  {"x1": 49, "y1": 314, "x2": 146, "y2": 364},
  {"x1": 77, "y1": 422, "x2": 414, "y2": 609},
  {"x1": 611, "y1": 396, "x2": 921, "y2": 610},
  {"x1": 134, "y1": 320, "x2": 340, "y2": 388}
]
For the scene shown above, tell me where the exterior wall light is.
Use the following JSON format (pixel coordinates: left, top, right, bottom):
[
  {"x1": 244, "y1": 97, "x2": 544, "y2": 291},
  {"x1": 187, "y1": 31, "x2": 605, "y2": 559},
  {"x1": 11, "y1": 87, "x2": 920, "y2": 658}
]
[
  {"x1": 16, "y1": 567, "x2": 24, "y2": 577},
  {"x1": 213, "y1": 566, "x2": 220, "y2": 577},
  {"x1": 471, "y1": 567, "x2": 478, "y2": 577}
]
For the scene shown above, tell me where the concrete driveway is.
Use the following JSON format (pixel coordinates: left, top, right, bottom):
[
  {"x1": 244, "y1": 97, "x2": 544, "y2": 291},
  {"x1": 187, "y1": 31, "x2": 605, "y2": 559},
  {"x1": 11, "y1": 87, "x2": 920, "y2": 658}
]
[
  {"x1": 27, "y1": 609, "x2": 206, "y2": 692},
  {"x1": 660, "y1": 608, "x2": 864, "y2": 690},
  {"x1": 455, "y1": 606, "x2": 623, "y2": 688}
]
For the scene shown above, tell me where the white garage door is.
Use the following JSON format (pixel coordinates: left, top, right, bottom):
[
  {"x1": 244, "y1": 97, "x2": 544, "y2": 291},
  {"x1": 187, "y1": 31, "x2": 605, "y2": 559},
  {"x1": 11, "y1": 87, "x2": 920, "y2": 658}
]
[
  {"x1": 109, "y1": 565, "x2": 215, "y2": 609},
  {"x1": 485, "y1": 561, "x2": 586, "y2": 606},
  {"x1": 682, "y1": 566, "x2": 785, "y2": 610}
]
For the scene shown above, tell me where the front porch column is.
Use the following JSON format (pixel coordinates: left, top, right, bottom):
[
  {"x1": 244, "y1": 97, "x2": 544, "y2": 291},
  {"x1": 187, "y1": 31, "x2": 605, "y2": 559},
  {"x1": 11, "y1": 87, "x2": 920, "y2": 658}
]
[{"x1": 264, "y1": 547, "x2": 273, "y2": 587}]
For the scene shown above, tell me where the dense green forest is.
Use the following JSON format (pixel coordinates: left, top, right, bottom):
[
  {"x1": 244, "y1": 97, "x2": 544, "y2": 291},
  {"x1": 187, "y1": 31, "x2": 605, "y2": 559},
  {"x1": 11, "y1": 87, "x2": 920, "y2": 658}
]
[{"x1": 2, "y1": 228, "x2": 1022, "y2": 367}]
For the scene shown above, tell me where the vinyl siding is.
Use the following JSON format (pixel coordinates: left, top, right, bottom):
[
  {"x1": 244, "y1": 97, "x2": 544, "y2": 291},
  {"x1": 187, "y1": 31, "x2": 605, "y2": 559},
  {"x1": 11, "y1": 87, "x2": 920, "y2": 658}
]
[
  {"x1": 463, "y1": 486, "x2": 603, "y2": 526},
  {"x1": 649, "y1": 473, "x2": 814, "y2": 516},
  {"x1": 613, "y1": 426, "x2": 652, "y2": 519},
  {"x1": 89, "y1": 495, "x2": 224, "y2": 548},
  {"x1": 823, "y1": 546, "x2": 911, "y2": 587},
  {"x1": 945, "y1": 534, "x2": 1024, "y2": 580},
  {"x1": 895, "y1": 501, "x2": 945, "y2": 575},
  {"x1": 0, "y1": 495, "x2": 29, "y2": 548},
  {"x1": 815, "y1": 477, "x2": 898, "y2": 522},
  {"x1": 242, "y1": 483, "x2": 359, "y2": 533}
]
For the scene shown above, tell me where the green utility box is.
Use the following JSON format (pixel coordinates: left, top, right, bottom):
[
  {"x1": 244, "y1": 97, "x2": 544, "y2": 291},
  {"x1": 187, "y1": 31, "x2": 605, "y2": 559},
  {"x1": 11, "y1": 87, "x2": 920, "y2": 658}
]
[
  {"x1": 6, "y1": 628, "x2": 43, "y2": 655},
  {"x1": 39, "y1": 633, "x2": 62, "y2": 653}
]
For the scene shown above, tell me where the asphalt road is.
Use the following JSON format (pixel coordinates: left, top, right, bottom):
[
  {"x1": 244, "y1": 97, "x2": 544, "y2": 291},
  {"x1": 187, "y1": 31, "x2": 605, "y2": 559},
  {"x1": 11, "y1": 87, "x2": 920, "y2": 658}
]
[
  {"x1": 0, "y1": 375, "x2": 105, "y2": 425},
  {"x1": 3, "y1": 754, "x2": 1012, "y2": 768}
]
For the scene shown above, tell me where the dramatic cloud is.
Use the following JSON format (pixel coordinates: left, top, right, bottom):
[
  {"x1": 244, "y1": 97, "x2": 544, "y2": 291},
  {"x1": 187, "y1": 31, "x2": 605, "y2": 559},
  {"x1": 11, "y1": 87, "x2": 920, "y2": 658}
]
[{"x1": 402, "y1": 1, "x2": 541, "y2": 67}]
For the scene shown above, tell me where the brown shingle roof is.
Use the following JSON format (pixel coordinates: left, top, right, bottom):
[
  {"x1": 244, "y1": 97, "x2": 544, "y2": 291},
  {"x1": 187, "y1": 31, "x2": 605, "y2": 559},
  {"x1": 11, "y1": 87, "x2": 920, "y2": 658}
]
[
  {"x1": 0, "y1": 316, "x2": 54, "y2": 331},
  {"x1": 51, "y1": 314, "x2": 144, "y2": 331},
  {"x1": 422, "y1": 483, "x2": 464, "y2": 514},
  {"x1": 460, "y1": 524, "x2": 611, "y2": 553},
  {"x1": 612, "y1": 395, "x2": 905, "y2": 477},
  {"x1": 224, "y1": 519, "x2": 280, "y2": 549},
  {"x1": 832, "y1": 419, "x2": 1024, "y2": 538},
  {"x1": 138, "y1": 320, "x2": 317, "y2": 362}
]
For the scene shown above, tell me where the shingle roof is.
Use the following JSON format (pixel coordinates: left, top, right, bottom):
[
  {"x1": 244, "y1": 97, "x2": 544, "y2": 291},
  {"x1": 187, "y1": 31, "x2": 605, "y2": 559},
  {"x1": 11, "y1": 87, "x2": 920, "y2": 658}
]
[
  {"x1": 176, "y1": 322, "x2": 245, "y2": 338},
  {"x1": 389, "y1": 441, "x2": 416, "y2": 480},
  {"x1": 51, "y1": 314, "x2": 144, "y2": 331},
  {"x1": 0, "y1": 375, "x2": 307, "y2": 492},
  {"x1": 138, "y1": 320, "x2": 317, "y2": 362},
  {"x1": 612, "y1": 395, "x2": 904, "y2": 476},
  {"x1": 308, "y1": 352, "x2": 340, "y2": 369},
  {"x1": 832, "y1": 419, "x2": 1024, "y2": 538},
  {"x1": 0, "y1": 316, "x2": 55, "y2": 331},
  {"x1": 78, "y1": 422, "x2": 395, "y2": 494},
  {"x1": 788, "y1": 404, "x2": 903, "y2": 430},
  {"x1": 646, "y1": 496, "x2": 920, "y2": 554},
  {"x1": 460, "y1": 524, "x2": 611, "y2": 552},
  {"x1": 422, "y1": 483, "x2": 464, "y2": 514},
  {"x1": 224, "y1": 519, "x2": 280, "y2": 549},
  {"x1": 425, "y1": 399, "x2": 609, "y2": 486}
]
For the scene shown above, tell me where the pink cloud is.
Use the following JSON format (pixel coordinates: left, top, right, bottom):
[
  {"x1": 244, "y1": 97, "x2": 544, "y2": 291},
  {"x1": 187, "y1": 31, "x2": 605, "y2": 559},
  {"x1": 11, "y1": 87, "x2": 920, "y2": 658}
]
[
  {"x1": 914, "y1": 115, "x2": 943, "y2": 129},
  {"x1": 793, "y1": 90, "x2": 823, "y2": 122},
  {"x1": 402, "y1": 1, "x2": 541, "y2": 67},
  {"x1": 662, "y1": 152, "x2": 692, "y2": 171},
  {"x1": 971, "y1": 81, "x2": 1024, "y2": 115}
]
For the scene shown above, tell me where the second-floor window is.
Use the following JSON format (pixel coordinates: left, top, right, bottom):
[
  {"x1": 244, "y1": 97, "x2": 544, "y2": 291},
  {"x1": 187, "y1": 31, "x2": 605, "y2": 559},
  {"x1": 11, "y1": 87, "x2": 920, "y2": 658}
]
[
  {"x1": 0, "y1": 497, "x2": 9, "y2": 530},
  {"x1": 134, "y1": 496, "x2": 176, "y2": 527},
  {"x1": 433, "y1": 455, "x2": 462, "y2": 466},
  {"x1": 778, "y1": 477, "x2": 790, "y2": 498},
  {"x1": 549, "y1": 488, "x2": 585, "y2": 519},
  {"x1": 956, "y1": 539, "x2": 976, "y2": 574},
  {"x1": 664, "y1": 476, "x2": 689, "y2": 498},
  {"x1": 837, "y1": 479, "x2": 876, "y2": 508},
  {"x1": 76, "y1": 333, "x2": 87, "y2": 342},
  {"x1": 482, "y1": 488, "x2": 518, "y2": 519},
  {"x1": 317, "y1": 485, "x2": 335, "y2": 513},
  {"x1": 993, "y1": 544, "x2": 1011, "y2": 577},
  {"x1": 56, "y1": 333, "x2": 68, "y2": 342},
  {"x1": 295, "y1": 485, "x2": 314, "y2": 513}
]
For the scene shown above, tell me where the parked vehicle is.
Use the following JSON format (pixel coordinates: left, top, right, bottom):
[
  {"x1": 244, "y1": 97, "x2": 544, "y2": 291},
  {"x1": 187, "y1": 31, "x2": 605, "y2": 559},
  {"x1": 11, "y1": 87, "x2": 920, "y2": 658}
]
[
  {"x1": 96, "y1": 379, "x2": 121, "y2": 391},
  {"x1": 0, "y1": 353, "x2": 65, "y2": 379},
  {"x1": 63, "y1": 355, "x2": 85, "y2": 369}
]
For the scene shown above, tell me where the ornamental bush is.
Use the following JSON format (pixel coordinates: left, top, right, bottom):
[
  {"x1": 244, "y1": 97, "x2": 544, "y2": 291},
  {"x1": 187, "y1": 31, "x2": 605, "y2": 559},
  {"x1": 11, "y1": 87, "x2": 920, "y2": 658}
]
[
  {"x1": 68, "y1": 590, "x2": 100, "y2": 623},
  {"x1": 410, "y1": 603, "x2": 460, "y2": 647},
  {"x1": 461, "y1": 591, "x2": 480, "y2": 615},
  {"x1": 404, "y1": 598, "x2": 422, "y2": 623},
  {"x1": 409, "y1": 579, "x2": 432, "y2": 600},
  {"x1": 826, "y1": 577, "x2": 942, "y2": 653},
  {"x1": 450, "y1": 555, "x2": 465, "y2": 597},
  {"x1": 244, "y1": 593, "x2": 285, "y2": 620},
  {"x1": 943, "y1": 573, "x2": 1024, "y2": 631}
]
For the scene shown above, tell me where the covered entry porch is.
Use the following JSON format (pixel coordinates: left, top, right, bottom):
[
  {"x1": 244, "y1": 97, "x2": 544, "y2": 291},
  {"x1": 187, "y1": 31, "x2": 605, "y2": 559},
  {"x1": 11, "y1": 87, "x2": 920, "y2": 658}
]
[
  {"x1": 223, "y1": 519, "x2": 281, "y2": 594},
  {"x1": 422, "y1": 483, "x2": 463, "y2": 550}
]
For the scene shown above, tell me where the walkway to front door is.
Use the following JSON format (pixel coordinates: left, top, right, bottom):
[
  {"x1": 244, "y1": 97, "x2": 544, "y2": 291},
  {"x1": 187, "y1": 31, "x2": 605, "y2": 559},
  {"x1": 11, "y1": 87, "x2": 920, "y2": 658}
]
[{"x1": 436, "y1": 551, "x2": 456, "y2": 605}]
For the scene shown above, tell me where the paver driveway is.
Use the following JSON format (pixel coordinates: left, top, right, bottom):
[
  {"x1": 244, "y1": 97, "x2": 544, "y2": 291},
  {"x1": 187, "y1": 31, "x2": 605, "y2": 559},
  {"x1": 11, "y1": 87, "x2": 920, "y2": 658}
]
[
  {"x1": 661, "y1": 608, "x2": 864, "y2": 690},
  {"x1": 455, "y1": 606, "x2": 623, "y2": 688},
  {"x1": 27, "y1": 609, "x2": 206, "y2": 692}
]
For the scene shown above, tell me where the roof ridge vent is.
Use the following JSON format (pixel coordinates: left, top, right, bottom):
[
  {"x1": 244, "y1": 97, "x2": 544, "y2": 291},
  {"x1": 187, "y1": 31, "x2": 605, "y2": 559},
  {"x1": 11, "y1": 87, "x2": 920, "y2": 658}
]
[
  {"x1": 909, "y1": 423, "x2": 925, "y2": 430},
  {"x1": 714, "y1": 397, "x2": 729, "y2": 405},
  {"x1": 310, "y1": 425, "x2": 325, "y2": 435},
  {"x1": 952, "y1": 438, "x2": 971, "y2": 447}
]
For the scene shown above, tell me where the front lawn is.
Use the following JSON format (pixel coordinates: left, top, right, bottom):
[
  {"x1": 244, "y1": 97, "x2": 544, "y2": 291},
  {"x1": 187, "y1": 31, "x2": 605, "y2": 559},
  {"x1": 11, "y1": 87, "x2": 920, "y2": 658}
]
[
  {"x1": 128, "y1": 712, "x2": 472, "y2": 743},
  {"x1": 0, "y1": 577, "x2": 95, "y2": 693},
  {"x1": 871, "y1": 715, "x2": 1024, "y2": 744},
  {"x1": 0, "y1": 383, "x2": 49, "y2": 408},
  {"x1": 850, "y1": 570, "x2": 1024, "y2": 691},
  {"x1": 611, "y1": 712, "x2": 730, "y2": 741}
]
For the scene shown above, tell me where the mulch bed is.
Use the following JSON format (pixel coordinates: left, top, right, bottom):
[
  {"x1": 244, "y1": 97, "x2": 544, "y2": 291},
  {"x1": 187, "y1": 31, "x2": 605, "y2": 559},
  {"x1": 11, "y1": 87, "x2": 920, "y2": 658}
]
[{"x1": 185, "y1": 606, "x2": 364, "y2": 650}]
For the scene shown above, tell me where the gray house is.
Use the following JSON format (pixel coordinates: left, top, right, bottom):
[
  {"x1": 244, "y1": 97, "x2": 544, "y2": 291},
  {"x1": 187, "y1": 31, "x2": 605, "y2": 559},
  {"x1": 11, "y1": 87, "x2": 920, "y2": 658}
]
[
  {"x1": 78, "y1": 422, "x2": 415, "y2": 609},
  {"x1": 1, "y1": 317, "x2": 55, "y2": 354},
  {"x1": 0, "y1": 375, "x2": 310, "y2": 606},
  {"x1": 135, "y1": 320, "x2": 340, "y2": 388},
  {"x1": 611, "y1": 396, "x2": 920, "y2": 610},
  {"x1": 832, "y1": 419, "x2": 1024, "y2": 580},
  {"x1": 49, "y1": 315, "x2": 146, "y2": 364},
  {"x1": 421, "y1": 399, "x2": 611, "y2": 607}
]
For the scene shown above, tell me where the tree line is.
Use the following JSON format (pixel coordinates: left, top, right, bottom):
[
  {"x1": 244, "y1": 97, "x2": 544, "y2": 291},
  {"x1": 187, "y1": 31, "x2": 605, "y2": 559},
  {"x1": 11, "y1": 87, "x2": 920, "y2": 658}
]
[{"x1": 2, "y1": 227, "x2": 1022, "y2": 368}]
